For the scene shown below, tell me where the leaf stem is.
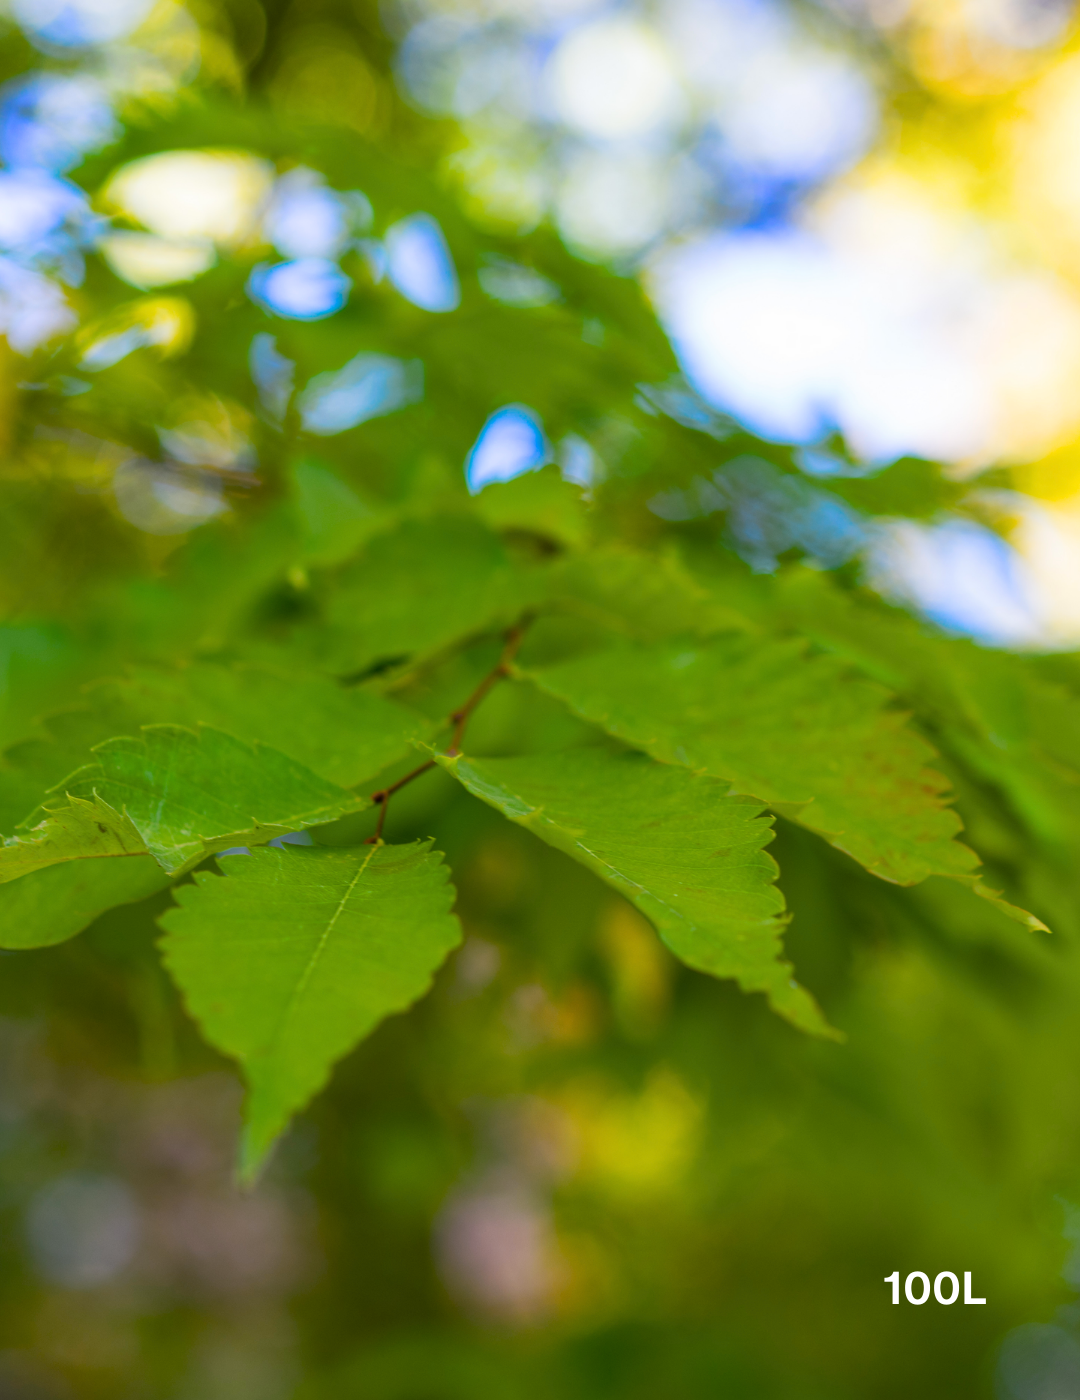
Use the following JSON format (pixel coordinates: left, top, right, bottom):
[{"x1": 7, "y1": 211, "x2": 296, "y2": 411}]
[
  {"x1": 365, "y1": 619, "x2": 530, "y2": 843},
  {"x1": 367, "y1": 760, "x2": 437, "y2": 843},
  {"x1": 447, "y1": 621, "x2": 528, "y2": 756}
]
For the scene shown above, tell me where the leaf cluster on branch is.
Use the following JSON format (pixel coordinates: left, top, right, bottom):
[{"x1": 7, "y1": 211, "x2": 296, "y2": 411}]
[{"x1": 0, "y1": 99, "x2": 1072, "y2": 1181}]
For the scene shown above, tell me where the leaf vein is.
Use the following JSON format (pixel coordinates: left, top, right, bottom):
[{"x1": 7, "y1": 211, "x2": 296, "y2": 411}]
[{"x1": 264, "y1": 842, "x2": 380, "y2": 1058}]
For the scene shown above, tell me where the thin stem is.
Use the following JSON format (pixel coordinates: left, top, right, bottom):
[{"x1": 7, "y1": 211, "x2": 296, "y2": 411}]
[
  {"x1": 365, "y1": 760, "x2": 437, "y2": 844},
  {"x1": 447, "y1": 621, "x2": 528, "y2": 756},
  {"x1": 364, "y1": 619, "x2": 531, "y2": 844}
]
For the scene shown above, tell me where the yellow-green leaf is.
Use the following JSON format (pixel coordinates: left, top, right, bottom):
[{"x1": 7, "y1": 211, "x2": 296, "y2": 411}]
[{"x1": 159, "y1": 842, "x2": 461, "y2": 1178}]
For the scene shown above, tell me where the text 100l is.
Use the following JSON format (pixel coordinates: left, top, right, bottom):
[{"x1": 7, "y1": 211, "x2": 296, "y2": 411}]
[{"x1": 884, "y1": 1272, "x2": 986, "y2": 1305}]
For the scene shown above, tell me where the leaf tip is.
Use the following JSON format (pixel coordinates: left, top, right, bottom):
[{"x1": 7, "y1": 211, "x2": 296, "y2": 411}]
[{"x1": 237, "y1": 1117, "x2": 277, "y2": 1189}]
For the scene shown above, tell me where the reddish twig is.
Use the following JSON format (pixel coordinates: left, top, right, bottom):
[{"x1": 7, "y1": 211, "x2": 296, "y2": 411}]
[
  {"x1": 446, "y1": 621, "x2": 527, "y2": 756},
  {"x1": 366, "y1": 759, "x2": 437, "y2": 843},
  {"x1": 364, "y1": 620, "x2": 529, "y2": 844}
]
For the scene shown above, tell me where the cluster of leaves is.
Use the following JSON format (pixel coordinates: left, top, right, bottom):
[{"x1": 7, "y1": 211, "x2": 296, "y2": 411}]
[{"x1": 1, "y1": 91, "x2": 1077, "y2": 1201}]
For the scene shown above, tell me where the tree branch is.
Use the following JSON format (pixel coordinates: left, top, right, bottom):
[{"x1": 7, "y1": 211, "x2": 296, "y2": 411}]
[
  {"x1": 446, "y1": 620, "x2": 528, "y2": 756},
  {"x1": 365, "y1": 619, "x2": 530, "y2": 843}
]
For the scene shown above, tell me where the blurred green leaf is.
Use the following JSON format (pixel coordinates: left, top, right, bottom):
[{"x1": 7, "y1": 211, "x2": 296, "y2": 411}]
[
  {"x1": 0, "y1": 792, "x2": 148, "y2": 883},
  {"x1": 1, "y1": 663, "x2": 430, "y2": 835},
  {"x1": 0, "y1": 856, "x2": 170, "y2": 949},
  {"x1": 471, "y1": 466, "x2": 587, "y2": 549},
  {"x1": 289, "y1": 457, "x2": 385, "y2": 566},
  {"x1": 313, "y1": 515, "x2": 532, "y2": 676}
]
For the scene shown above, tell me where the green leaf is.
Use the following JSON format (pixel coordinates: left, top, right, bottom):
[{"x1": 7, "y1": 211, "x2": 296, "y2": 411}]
[
  {"x1": 526, "y1": 637, "x2": 976, "y2": 886},
  {"x1": 822, "y1": 456, "x2": 976, "y2": 520},
  {"x1": 64, "y1": 725, "x2": 367, "y2": 874},
  {"x1": 0, "y1": 666, "x2": 422, "y2": 950},
  {"x1": 768, "y1": 568, "x2": 1080, "y2": 853},
  {"x1": 316, "y1": 516, "x2": 530, "y2": 676},
  {"x1": 159, "y1": 841, "x2": 461, "y2": 1178},
  {"x1": 438, "y1": 745, "x2": 831, "y2": 1035},
  {"x1": 109, "y1": 664, "x2": 430, "y2": 790},
  {"x1": 472, "y1": 466, "x2": 587, "y2": 549},
  {"x1": 0, "y1": 624, "x2": 96, "y2": 749},
  {"x1": 0, "y1": 793, "x2": 147, "y2": 883},
  {"x1": 111, "y1": 502, "x2": 304, "y2": 660},
  {"x1": 289, "y1": 457, "x2": 384, "y2": 566},
  {"x1": 0, "y1": 857, "x2": 170, "y2": 949},
  {"x1": 0, "y1": 662, "x2": 428, "y2": 836},
  {"x1": 0, "y1": 696, "x2": 164, "y2": 838},
  {"x1": 4, "y1": 725, "x2": 366, "y2": 880},
  {"x1": 540, "y1": 547, "x2": 745, "y2": 646}
]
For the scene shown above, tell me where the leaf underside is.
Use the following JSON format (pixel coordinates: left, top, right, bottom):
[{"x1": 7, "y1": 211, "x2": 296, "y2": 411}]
[
  {"x1": 439, "y1": 745, "x2": 832, "y2": 1036},
  {"x1": 0, "y1": 793, "x2": 148, "y2": 883},
  {"x1": 2, "y1": 724, "x2": 367, "y2": 883},
  {"x1": 0, "y1": 855, "x2": 171, "y2": 949},
  {"x1": 159, "y1": 841, "x2": 461, "y2": 1179},
  {"x1": 0, "y1": 660, "x2": 427, "y2": 837}
]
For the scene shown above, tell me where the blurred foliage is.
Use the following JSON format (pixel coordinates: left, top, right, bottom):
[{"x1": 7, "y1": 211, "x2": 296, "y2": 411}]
[{"x1": 3, "y1": 5, "x2": 1080, "y2": 1400}]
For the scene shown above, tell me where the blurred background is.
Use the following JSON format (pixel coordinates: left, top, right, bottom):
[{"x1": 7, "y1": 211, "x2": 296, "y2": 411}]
[
  {"x1": 9, "y1": 0, "x2": 1080, "y2": 638},
  {"x1": 391, "y1": 0, "x2": 1080, "y2": 644},
  {"x1": 5, "y1": 0, "x2": 1080, "y2": 1397}
]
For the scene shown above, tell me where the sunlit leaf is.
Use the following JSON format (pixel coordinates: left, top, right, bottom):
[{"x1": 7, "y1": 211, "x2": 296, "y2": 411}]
[
  {"x1": 471, "y1": 465, "x2": 587, "y2": 549},
  {"x1": 4, "y1": 725, "x2": 367, "y2": 879},
  {"x1": 0, "y1": 793, "x2": 148, "y2": 884},
  {"x1": 159, "y1": 841, "x2": 461, "y2": 1177},
  {"x1": 526, "y1": 637, "x2": 976, "y2": 886},
  {"x1": 439, "y1": 745, "x2": 831, "y2": 1035},
  {"x1": 0, "y1": 663, "x2": 427, "y2": 836}
]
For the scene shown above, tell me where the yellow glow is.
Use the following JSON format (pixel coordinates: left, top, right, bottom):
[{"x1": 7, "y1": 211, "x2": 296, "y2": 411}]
[
  {"x1": 1011, "y1": 499, "x2": 1080, "y2": 645},
  {"x1": 1013, "y1": 445, "x2": 1080, "y2": 501},
  {"x1": 102, "y1": 149, "x2": 274, "y2": 246},
  {"x1": 597, "y1": 901, "x2": 672, "y2": 1039},
  {"x1": 977, "y1": 274, "x2": 1080, "y2": 462},
  {"x1": 446, "y1": 131, "x2": 547, "y2": 232},
  {"x1": 98, "y1": 232, "x2": 216, "y2": 289},
  {"x1": 900, "y1": 0, "x2": 1057, "y2": 96},
  {"x1": 268, "y1": 29, "x2": 383, "y2": 133},
  {"x1": 557, "y1": 1069, "x2": 702, "y2": 1199},
  {"x1": 808, "y1": 159, "x2": 1080, "y2": 464},
  {"x1": 809, "y1": 160, "x2": 974, "y2": 263},
  {"x1": 158, "y1": 393, "x2": 255, "y2": 471},
  {"x1": 1011, "y1": 53, "x2": 1080, "y2": 273},
  {"x1": 76, "y1": 296, "x2": 195, "y2": 364}
]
